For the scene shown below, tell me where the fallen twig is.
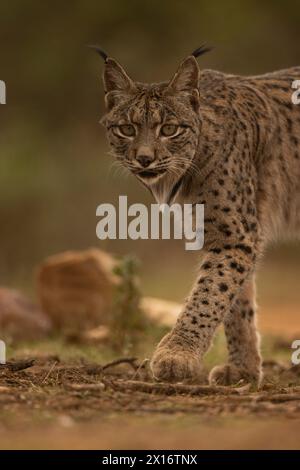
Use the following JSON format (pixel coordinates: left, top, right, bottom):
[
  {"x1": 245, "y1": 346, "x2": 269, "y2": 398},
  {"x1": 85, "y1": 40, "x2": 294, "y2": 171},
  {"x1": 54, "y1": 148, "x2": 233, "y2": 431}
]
[
  {"x1": 102, "y1": 378, "x2": 243, "y2": 396},
  {"x1": 0, "y1": 359, "x2": 35, "y2": 372},
  {"x1": 102, "y1": 357, "x2": 138, "y2": 372},
  {"x1": 257, "y1": 393, "x2": 300, "y2": 404},
  {"x1": 65, "y1": 383, "x2": 105, "y2": 392},
  {"x1": 41, "y1": 361, "x2": 59, "y2": 384},
  {"x1": 131, "y1": 358, "x2": 150, "y2": 380}
]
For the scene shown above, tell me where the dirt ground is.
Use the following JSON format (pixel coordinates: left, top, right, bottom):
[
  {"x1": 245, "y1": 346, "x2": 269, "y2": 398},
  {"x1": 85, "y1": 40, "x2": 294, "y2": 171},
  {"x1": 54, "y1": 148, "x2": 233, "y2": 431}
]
[
  {"x1": 1, "y1": 271, "x2": 300, "y2": 451},
  {"x1": 1, "y1": 352, "x2": 300, "y2": 449}
]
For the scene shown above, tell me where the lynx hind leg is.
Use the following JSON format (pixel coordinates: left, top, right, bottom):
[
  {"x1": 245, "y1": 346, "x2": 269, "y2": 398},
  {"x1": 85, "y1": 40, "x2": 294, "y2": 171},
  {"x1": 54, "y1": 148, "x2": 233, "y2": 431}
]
[{"x1": 209, "y1": 276, "x2": 262, "y2": 386}]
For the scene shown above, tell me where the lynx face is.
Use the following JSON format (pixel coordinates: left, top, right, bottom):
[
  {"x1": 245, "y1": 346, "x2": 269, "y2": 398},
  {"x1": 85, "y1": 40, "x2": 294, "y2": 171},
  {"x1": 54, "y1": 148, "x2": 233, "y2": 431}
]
[{"x1": 101, "y1": 56, "x2": 201, "y2": 187}]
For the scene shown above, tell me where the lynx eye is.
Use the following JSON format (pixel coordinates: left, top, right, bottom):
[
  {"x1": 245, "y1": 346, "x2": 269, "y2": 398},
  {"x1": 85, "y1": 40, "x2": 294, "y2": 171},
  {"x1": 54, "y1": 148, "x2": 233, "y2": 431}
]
[
  {"x1": 160, "y1": 124, "x2": 179, "y2": 137},
  {"x1": 118, "y1": 124, "x2": 136, "y2": 137}
]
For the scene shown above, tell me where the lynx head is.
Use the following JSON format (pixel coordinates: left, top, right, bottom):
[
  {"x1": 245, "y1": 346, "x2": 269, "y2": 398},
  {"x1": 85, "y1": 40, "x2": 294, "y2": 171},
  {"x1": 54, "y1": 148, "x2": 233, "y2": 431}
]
[{"x1": 96, "y1": 47, "x2": 209, "y2": 191}]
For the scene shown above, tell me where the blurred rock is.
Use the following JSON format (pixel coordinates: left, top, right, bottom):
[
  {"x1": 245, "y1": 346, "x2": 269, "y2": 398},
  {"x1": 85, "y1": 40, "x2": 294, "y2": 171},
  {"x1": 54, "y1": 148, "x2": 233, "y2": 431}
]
[
  {"x1": 81, "y1": 325, "x2": 110, "y2": 343},
  {"x1": 66, "y1": 325, "x2": 110, "y2": 345},
  {"x1": 141, "y1": 296, "x2": 181, "y2": 327},
  {"x1": 0, "y1": 288, "x2": 52, "y2": 341},
  {"x1": 36, "y1": 249, "x2": 118, "y2": 332}
]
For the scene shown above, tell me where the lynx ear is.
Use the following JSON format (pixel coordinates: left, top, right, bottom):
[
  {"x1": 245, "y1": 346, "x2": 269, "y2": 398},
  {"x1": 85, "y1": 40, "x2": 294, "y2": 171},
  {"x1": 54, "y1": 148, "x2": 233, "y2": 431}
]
[
  {"x1": 167, "y1": 56, "x2": 200, "y2": 92},
  {"x1": 103, "y1": 58, "x2": 136, "y2": 110},
  {"x1": 103, "y1": 58, "x2": 135, "y2": 93},
  {"x1": 89, "y1": 45, "x2": 136, "y2": 109}
]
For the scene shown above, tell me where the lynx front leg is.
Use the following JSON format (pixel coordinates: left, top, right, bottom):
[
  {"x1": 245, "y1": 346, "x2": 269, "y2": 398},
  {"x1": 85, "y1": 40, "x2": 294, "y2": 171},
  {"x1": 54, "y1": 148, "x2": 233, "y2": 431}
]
[
  {"x1": 151, "y1": 242, "x2": 259, "y2": 383},
  {"x1": 209, "y1": 276, "x2": 262, "y2": 386}
]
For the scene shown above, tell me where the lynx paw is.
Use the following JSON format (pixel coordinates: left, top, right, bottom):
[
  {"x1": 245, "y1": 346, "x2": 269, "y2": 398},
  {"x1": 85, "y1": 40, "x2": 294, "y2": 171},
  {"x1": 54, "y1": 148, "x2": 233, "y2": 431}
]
[
  {"x1": 150, "y1": 335, "x2": 202, "y2": 383},
  {"x1": 209, "y1": 363, "x2": 262, "y2": 386}
]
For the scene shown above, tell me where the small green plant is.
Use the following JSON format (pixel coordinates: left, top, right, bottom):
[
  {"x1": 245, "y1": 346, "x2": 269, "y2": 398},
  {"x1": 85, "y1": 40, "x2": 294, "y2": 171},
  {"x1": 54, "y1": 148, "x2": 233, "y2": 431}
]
[{"x1": 110, "y1": 255, "x2": 148, "y2": 353}]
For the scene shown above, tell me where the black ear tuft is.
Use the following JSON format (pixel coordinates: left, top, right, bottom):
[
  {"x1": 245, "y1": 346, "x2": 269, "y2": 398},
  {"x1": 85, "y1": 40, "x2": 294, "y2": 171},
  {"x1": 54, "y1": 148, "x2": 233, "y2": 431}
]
[
  {"x1": 88, "y1": 45, "x2": 109, "y2": 63},
  {"x1": 191, "y1": 44, "x2": 213, "y2": 59}
]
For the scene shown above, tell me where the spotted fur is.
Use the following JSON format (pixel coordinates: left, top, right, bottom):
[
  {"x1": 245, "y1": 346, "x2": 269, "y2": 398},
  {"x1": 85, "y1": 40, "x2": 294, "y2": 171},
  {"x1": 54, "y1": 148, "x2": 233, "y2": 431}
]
[{"x1": 99, "y1": 54, "x2": 300, "y2": 385}]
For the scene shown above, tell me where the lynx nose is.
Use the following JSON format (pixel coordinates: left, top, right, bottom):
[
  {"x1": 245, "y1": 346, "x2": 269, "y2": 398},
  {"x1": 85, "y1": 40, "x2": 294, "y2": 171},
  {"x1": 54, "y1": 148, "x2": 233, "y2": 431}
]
[{"x1": 136, "y1": 146, "x2": 155, "y2": 168}]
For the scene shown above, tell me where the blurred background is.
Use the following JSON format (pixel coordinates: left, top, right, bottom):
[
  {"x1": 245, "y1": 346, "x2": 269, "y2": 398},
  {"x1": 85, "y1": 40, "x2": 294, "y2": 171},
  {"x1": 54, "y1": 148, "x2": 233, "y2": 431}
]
[{"x1": 0, "y1": 0, "x2": 299, "y2": 335}]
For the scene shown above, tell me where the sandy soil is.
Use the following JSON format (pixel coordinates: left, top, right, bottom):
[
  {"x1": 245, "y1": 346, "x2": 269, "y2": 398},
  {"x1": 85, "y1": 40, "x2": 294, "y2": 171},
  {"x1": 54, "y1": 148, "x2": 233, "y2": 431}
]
[{"x1": 2, "y1": 417, "x2": 300, "y2": 450}]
